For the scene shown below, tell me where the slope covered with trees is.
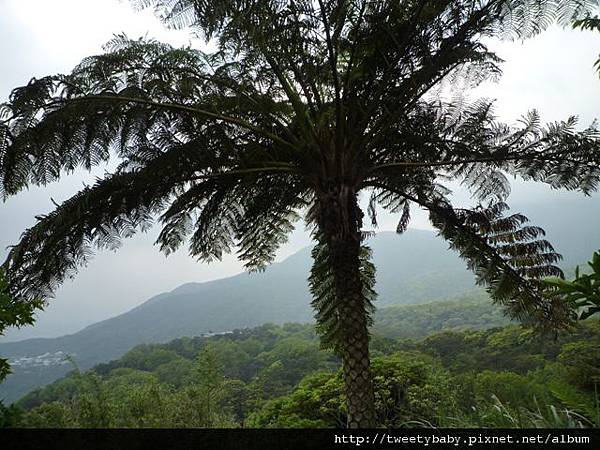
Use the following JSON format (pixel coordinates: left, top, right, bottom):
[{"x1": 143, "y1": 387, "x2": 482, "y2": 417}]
[
  {"x1": 3, "y1": 208, "x2": 599, "y2": 405},
  {"x1": 0, "y1": 289, "x2": 501, "y2": 404},
  {"x1": 0, "y1": 230, "x2": 481, "y2": 403},
  {"x1": 3, "y1": 0, "x2": 600, "y2": 426},
  {"x1": 5, "y1": 314, "x2": 598, "y2": 428}
]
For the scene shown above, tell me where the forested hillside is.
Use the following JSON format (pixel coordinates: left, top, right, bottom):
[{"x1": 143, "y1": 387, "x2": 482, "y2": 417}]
[
  {"x1": 0, "y1": 230, "x2": 481, "y2": 403},
  {"x1": 2, "y1": 208, "x2": 598, "y2": 405},
  {"x1": 5, "y1": 317, "x2": 598, "y2": 428},
  {"x1": 2, "y1": 0, "x2": 600, "y2": 433},
  {"x1": 0, "y1": 290, "x2": 503, "y2": 403}
]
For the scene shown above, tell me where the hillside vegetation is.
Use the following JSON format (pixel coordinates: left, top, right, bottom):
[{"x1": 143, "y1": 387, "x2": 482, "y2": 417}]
[
  {"x1": 3, "y1": 293, "x2": 598, "y2": 428},
  {"x1": 0, "y1": 289, "x2": 505, "y2": 403},
  {"x1": 2, "y1": 217, "x2": 598, "y2": 405},
  {"x1": 0, "y1": 230, "x2": 483, "y2": 403}
]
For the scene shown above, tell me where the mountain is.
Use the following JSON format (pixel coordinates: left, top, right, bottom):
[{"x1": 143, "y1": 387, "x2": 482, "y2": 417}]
[
  {"x1": 373, "y1": 291, "x2": 511, "y2": 339},
  {"x1": 14, "y1": 290, "x2": 510, "y2": 415},
  {"x1": 1, "y1": 192, "x2": 599, "y2": 403},
  {"x1": 0, "y1": 229, "x2": 479, "y2": 402}
]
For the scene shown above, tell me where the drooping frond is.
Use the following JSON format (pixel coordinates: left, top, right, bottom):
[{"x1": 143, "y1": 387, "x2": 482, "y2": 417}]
[
  {"x1": 0, "y1": 34, "x2": 315, "y2": 300},
  {"x1": 2, "y1": 170, "x2": 170, "y2": 300},
  {"x1": 510, "y1": 119, "x2": 600, "y2": 193},
  {"x1": 2, "y1": 0, "x2": 598, "y2": 337},
  {"x1": 131, "y1": 0, "x2": 597, "y2": 157},
  {"x1": 0, "y1": 36, "x2": 298, "y2": 198},
  {"x1": 1, "y1": 141, "x2": 211, "y2": 299},
  {"x1": 2, "y1": 157, "x2": 307, "y2": 301},
  {"x1": 364, "y1": 174, "x2": 572, "y2": 330},
  {"x1": 426, "y1": 199, "x2": 571, "y2": 330},
  {"x1": 496, "y1": 0, "x2": 597, "y2": 39},
  {"x1": 158, "y1": 172, "x2": 307, "y2": 270},
  {"x1": 451, "y1": 109, "x2": 600, "y2": 194}
]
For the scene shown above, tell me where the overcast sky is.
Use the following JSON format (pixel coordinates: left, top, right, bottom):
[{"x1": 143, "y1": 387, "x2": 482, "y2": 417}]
[{"x1": 1, "y1": 0, "x2": 599, "y2": 341}]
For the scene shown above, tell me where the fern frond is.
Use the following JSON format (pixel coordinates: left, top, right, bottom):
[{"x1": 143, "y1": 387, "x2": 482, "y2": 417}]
[{"x1": 308, "y1": 234, "x2": 377, "y2": 352}]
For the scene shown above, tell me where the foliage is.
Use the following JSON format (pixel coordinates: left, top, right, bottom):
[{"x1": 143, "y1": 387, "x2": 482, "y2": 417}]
[
  {"x1": 247, "y1": 371, "x2": 344, "y2": 428},
  {"x1": 4, "y1": 316, "x2": 599, "y2": 428},
  {"x1": 1, "y1": 0, "x2": 599, "y2": 370},
  {"x1": 573, "y1": 14, "x2": 600, "y2": 75},
  {"x1": 0, "y1": 269, "x2": 44, "y2": 382},
  {"x1": 373, "y1": 290, "x2": 509, "y2": 339},
  {"x1": 548, "y1": 377, "x2": 600, "y2": 426},
  {"x1": 187, "y1": 345, "x2": 229, "y2": 427},
  {"x1": 558, "y1": 341, "x2": 600, "y2": 389},
  {"x1": 463, "y1": 394, "x2": 594, "y2": 428},
  {"x1": 14, "y1": 323, "x2": 336, "y2": 427},
  {"x1": 2, "y1": 0, "x2": 600, "y2": 426},
  {"x1": 0, "y1": 401, "x2": 23, "y2": 428},
  {"x1": 544, "y1": 251, "x2": 600, "y2": 320},
  {"x1": 309, "y1": 237, "x2": 377, "y2": 351},
  {"x1": 247, "y1": 351, "x2": 457, "y2": 428},
  {"x1": 470, "y1": 370, "x2": 552, "y2": 410}
]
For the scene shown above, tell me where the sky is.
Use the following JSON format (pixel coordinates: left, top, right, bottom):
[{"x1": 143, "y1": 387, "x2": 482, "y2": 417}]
[{"x1": 0, "y1": 0, "x2": 599, "y2": 341}]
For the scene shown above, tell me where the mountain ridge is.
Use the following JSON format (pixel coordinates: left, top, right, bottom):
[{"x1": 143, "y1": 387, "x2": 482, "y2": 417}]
[
  {"x1": 0, "y1": 229, "x2": 479, "y2": 402},
  {"x1": 2, "y1": 193, "x2": 600, "y2": 403}
]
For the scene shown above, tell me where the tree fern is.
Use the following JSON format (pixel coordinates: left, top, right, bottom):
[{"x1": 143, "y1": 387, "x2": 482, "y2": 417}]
[{"x1": 2, "y1": 0, "x2": 599, "y2": 427}]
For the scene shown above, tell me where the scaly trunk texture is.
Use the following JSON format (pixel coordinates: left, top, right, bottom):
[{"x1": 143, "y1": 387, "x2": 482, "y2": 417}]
[{"x1": 318, "y1": 183, "x2": 377, "y2": 428}]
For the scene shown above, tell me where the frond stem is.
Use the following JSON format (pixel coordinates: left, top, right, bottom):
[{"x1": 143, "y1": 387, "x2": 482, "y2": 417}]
[{"x1": 70, "y1": 95, "x2": 297, "y2": 151}]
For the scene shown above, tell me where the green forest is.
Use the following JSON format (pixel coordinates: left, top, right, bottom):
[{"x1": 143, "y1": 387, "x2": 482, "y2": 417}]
[{"x1": 2, "y1": 292, "x2": 598, "y2": 429}]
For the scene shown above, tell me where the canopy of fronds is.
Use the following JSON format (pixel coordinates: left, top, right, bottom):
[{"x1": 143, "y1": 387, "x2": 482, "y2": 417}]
[{"x1": 1, "y1": 0, "x2": 599, "y2": 341}]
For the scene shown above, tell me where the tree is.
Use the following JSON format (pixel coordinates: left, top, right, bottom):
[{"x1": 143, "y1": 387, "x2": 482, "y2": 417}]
[
  {"x1": 558, "y1": 341, "x2": 600, "y2": 390},
  {"x1": 544, "y1": 251, "x2": 600, "y2": 320},
  {"x1": 248, "y1": 351, "x2": 457, "y2": 428},
  {"x1": 194, "y1": 345, "x2": 228, "y2": 426},
  {"x1": 169, "y1": 345, "x2": 233, "y2": 427},
  {"x1": 1, "y1": 0, "x2": 600, "y2": 427}
]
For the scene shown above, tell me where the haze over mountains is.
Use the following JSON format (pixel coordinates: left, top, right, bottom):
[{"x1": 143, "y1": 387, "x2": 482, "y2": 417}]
[
  {"x1": 0, "y1": 230, "x2": 475, "y2": 401},
  {"x1": 2, "y1": 189, "x2": 598, "y2": 341},
  {"x1": 1, "y1": 193, "x2": 600, "y2": 403}
]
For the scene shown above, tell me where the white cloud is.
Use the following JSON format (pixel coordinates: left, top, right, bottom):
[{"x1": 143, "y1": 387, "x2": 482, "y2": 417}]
[
  {"x1": 475, "y1": 26, "x2": 600, "y2": 125},
  {"x1": 1, "y1": 0, "x2": 196, "y2": 99}
]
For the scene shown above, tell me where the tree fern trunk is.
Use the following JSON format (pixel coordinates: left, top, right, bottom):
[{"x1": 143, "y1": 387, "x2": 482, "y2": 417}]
[
  {"x1": 318, "y1": 184, "x2": 376, "y2": 428},
  {"x1": 332, "y1": 238, "x2": 377, "y2": 428}
]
